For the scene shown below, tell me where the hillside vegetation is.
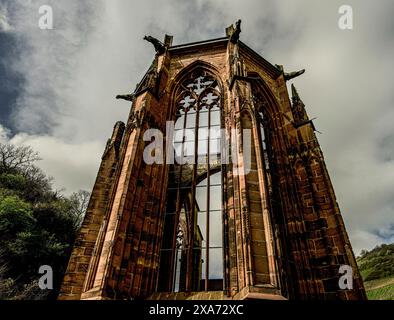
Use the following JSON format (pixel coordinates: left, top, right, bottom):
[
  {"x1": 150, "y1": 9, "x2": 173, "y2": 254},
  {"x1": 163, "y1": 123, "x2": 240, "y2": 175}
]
[
  {"x1": 0, "y1": 143, "x2": 89, "y2": 299},
  {"x1": 357, "y1": 243, "x2": 394, "y2": 300}
]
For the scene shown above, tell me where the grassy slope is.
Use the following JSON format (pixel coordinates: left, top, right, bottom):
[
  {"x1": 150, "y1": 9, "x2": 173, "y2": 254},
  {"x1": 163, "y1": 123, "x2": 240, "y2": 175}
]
[
  {"x1": 356, "y1": 243, "x2": 394, "y2": 300},
  {"x1": 363, "y1": 277, "x2": 394, "y2": 300}
]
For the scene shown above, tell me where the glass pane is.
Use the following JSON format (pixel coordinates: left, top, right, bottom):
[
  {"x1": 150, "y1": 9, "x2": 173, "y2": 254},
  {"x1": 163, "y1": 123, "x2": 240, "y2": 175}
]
[
  {"x1": 198, "y1": 141, "x2": 208, "y2": 157},
  {"x1": 199, "y1": 112, "x2": 208, "y2": 127},
  {"x1": 260, "y1": 125, "x2": 266, "y2": 149},
  {"x1": 198, "y1": 140, "x2": 208, "y2": 156},
  {"x1": 209, "y1": 126, "x2": 221, "y2": 139},
  {"x1": 211, "y1": 110, "x2": 220, "y2": 126},
  {"x1": 186, "y1": 113, "x2": 196, "y2": 129},
  {"x1": 183, "y1": 129, "x2": 195, "y2": 142},
  {"x1": 209, "y1": 213, "x2": 223, "y2": 248},
  {"x1": 173, "y1": 249, "x2": 182, "y2": 292},
  {"x1": 173, "y1": 129, "x2": 184, "y2": 142},
  {"x1": 173, "y1": 142, "x2": 183, "y2": 157},
  {"x1": 195, "y1": 186, "x2": 207, "y2": 212},
  {"x1": 196, "y1": 212, "x2": 206, "y2": 248},
  {"x1": 183, "y1": 141, "x2": 195, "y2": 157},
  {"x1": 198, "y1": 128, "x2": 209, "y2": 140},
  {"x1": 209, "y1": 248, "x2": 223, "y2": 280},
  {"x1": 175, "y1": 115, "x2": 185, "y2": 129},
  {"x1": 209, "y1": 139, "x2": 221, "y2": 155},
  {"x1": 210, "y1": 185, "x2": 221, "y2": 210},
  {"x1": 195, "y1": 211, "x2": 223, "y2": 249},
  {"x1": 210, "y1": 172, "x2": 221, "y2": 185},
  {"x1": 197, "y1": 177, "x2": 207, "y2": 187}
]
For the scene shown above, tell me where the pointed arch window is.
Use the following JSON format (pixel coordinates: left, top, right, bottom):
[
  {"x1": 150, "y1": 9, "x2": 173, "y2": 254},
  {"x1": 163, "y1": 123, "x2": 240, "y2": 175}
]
[{"x1": 158, "y1": 69, "x2": 224, "y2": 292}]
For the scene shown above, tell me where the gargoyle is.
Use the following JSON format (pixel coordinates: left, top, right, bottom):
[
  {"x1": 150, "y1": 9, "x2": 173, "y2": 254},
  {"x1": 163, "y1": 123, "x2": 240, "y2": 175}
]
[
  {"x1": 143, "y1": 35, "x2": 166, "y2": 55},
  {"x1": 284, "y1": 69, "x2": 305, "y2": 81},
  {"x1": 116, "y1": 94, "x2": 135, "y2": 102},
  {"x1": 230, "y1": 19, "x2": 242, "y2": 44}
]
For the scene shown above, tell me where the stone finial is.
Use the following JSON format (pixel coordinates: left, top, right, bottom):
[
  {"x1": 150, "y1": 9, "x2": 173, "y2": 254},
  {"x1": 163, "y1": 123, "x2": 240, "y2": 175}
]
[
  {"x1": 291, "y1": 84, "x2": 301, "y2": 103},
  {"x1": 291, "y1": 83, "x2": 298, "y2": 97},
  {"x1": 291, "y1": 84, "x2": 309, "y2": 123},
  {"x1": 226, "y1": 19, "x2": 242, "y2": 44},
  {"x1": 164, "y1": 34, "x2": 173, "y2": 47}
]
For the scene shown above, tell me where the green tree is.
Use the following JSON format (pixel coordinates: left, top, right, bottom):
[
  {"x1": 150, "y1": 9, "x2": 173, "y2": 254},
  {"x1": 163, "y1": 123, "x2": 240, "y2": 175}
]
[{"x1": 0, "y1": 142, "x2": 90, "y2": 299}]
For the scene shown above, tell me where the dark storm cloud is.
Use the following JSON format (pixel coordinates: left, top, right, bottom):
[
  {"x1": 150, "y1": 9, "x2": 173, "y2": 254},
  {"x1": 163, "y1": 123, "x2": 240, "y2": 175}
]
[{"x1": 0, "y1": 33, "x2": 24, "y2": 134}]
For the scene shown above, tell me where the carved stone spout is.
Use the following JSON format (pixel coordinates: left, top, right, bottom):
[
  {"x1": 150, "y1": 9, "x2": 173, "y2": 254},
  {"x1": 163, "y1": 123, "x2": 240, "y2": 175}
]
[
  {"x1": 116, "y1": 94, "x2": 135, "y2": 102},
  {"x1": 284, "y1": 69, "x2": 305, "y2": 81},
  {"x1": 143, "y1": 35, "x2": 166, "y2": 55}
]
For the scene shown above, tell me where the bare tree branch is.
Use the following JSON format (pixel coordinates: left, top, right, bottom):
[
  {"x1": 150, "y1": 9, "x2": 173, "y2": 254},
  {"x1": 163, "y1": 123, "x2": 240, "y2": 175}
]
[
  {"x1": 69, "y1": 190, "x2": 91, "y2": 230},
  {"x1": 0, "y1": 143, "x2": 41, "y2": 175}
]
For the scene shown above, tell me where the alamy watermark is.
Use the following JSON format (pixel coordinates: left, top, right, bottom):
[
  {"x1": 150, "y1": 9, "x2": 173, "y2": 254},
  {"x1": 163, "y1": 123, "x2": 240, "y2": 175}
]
[
  {"x1": 338, "y1": 5, "x2": 353, "y2": 30},
  {"x1": 338, "y1": 264, "x2": 353, "y2": 290},
  {"x1": 142, "y1": 122, "x2": 252, "y2": 175},
  {"x1": 38, "y1": 265, "x2": 53, "y2": 290},
  {"x1": 38, "y1": 5, "x2": 53, "y2": 30}
]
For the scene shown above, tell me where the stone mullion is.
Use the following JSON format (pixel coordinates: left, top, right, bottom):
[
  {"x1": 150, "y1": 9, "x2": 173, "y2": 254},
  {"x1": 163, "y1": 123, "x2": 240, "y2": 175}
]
[
  {"x1": 204, "y1": 104, "x2": 212, "y2": 292},
  {"x1": 185, "y1": 101, "x2": 200, "y2": 292}
]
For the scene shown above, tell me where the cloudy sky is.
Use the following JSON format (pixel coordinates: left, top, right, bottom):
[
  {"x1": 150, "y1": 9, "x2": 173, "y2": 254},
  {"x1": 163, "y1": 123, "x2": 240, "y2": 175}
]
[{"x1": 0, "y1": 0, "x2": 393, "y2": 254}]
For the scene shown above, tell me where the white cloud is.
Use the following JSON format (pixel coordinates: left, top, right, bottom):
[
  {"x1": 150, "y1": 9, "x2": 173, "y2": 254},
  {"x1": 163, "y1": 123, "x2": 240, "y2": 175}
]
[
  {"x1": 0, "y1": 124, "x2": 102, "y2": 195},
  {"x1": 0, "y1": 4, "x2": 12, "y2": 32},
  {"x1": 2, "y1": 0, "x2": 394, "y2": 253},
  {"x1": 0, "y1": 124, "x2": 10, "y2": 142}
]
